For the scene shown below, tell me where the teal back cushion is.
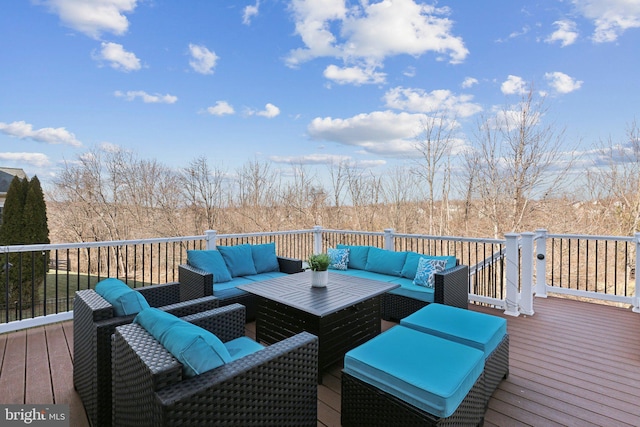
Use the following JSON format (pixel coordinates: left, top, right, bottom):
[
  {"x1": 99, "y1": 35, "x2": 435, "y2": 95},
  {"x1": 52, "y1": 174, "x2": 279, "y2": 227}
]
[
  {"x1": 95, "y1": 278, "x2": 150, "y2": 316},
  {"x1": 364, "y1": 247, "x2": 407, "y2": 277},
  {"x1": 217, "y1": 244, "x2": 258, "y2": 277},
  {"x1": 251, "y1": 242, "x2": 280, "y2": 274},
  {"x1": 134, "y1": 308, "x2": 232, "y2": 377},
  {"x1": 187, "y1": 250, "x2": 232, "y2": 283},
  {"x1": 336, "y1": 244, "x2": 370, "y2": 270},
  {"x1": 400, "y1": 252, "x2": 457, "y2": 279}
]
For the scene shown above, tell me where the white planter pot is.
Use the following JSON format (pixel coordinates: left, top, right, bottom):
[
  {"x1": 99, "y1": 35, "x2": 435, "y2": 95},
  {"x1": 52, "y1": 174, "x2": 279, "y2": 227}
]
[{"x1": 311, "y1": 270, "x2": 329, "y2": 288}]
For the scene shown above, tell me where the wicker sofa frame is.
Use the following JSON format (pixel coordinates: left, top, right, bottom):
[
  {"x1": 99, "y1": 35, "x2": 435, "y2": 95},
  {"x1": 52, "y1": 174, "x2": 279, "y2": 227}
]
[
  {"x1": 380, "y1": 264, "x2": 470, "y2": 321},
  {"x1": 111, "y1": 304, "x2": 319, "y2": 427},
  {"x1": 178, "y1": 256, "x2": 303, "y2": 322},
  {"x1": 73, "y1": 281, "x2": 219, "y2": 427}
]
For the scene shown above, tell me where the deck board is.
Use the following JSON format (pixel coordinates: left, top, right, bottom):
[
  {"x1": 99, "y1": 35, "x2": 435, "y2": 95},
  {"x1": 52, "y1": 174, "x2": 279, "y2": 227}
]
[{"x1": 0, "y1": 296, "x2": 639, "y2": 426}]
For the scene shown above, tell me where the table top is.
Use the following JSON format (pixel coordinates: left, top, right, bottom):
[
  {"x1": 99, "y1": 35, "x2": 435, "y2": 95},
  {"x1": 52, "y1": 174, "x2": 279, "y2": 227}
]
[{"x1": 237, "y1": 271, "x2": 399, "y2": 317}]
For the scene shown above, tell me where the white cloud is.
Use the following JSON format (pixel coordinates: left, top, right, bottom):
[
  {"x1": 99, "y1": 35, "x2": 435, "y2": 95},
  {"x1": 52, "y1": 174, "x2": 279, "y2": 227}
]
[
  {"x1": 206, "y1": 101, "x2": 235, "y2": 116},
  {"x1": 255, "y1": 103, "x2": 281, "y2": 118},
  {"x1": 114, "y1": 90, "x2": 178, "y2": 104},
  {"x1": 287, "y1": 0, "x2": 467, "y2": 83},
  {"x1": 546, "y1": 20, "x2": 579, "y2": 46},
  {"x1": 94, "y1": 42, "x2": 141, "y2": 72},
  {"x1": 501, "y1": 75, "x2": 528, "y2": 95},
  {"x1": 0, "y1": 152, "x2": 51, "y2": 167},
  {"x1": 323, "y1": 64, "x2": 386, "y2": 85},
  {"x1": 188, "y1": 44, "x2": 218, "y2": 75},
  {"x1": 0, "y1": 120, "x2": 82, "y2": 147},
  {"x1": 38, "y1": 0, "x2": 138, "y2": 39},
  {"x1": 461, "y1": 77, "x2": 478, "y2": 88},
  {"x1": 572, "y1": 0, "x2": 640, "y2": 42},
  {"x1": 243, "y1": 1, "x2": 260, "y2": 25},
  {"x1": 384, "y1": 87, "x2": 482, "y2": 118},
  {"x1": 545, "y1": 71, "x2": 583, "y2": 94}
]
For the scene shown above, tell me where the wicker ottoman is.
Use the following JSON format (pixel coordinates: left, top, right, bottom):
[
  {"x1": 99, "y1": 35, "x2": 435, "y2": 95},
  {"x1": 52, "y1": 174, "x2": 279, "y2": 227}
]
[
  {"x1": 342, "y1": 326, "x2": 486, "y2": 426},
  {"x1": 401, "y1": 303, "x2": 509, "y2": 405}
]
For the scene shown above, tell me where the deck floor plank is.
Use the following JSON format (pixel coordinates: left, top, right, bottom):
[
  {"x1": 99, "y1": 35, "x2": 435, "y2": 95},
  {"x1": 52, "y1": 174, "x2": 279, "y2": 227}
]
[
  {"x1": 0, "y1": 329, "x2": 26, "y2": 404},
  {"x1": 25, "y1": 327, "x2": 52, "y2": 404}
]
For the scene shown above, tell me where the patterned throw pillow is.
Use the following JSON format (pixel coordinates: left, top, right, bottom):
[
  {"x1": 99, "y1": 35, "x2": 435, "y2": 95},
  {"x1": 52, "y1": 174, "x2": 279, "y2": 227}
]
[
  {"x1": 328, "y1": 247, "x2": 350, "y2": 270},
  {"x1": 413, "y1": 258, "x2": 447, "y2": 288}
]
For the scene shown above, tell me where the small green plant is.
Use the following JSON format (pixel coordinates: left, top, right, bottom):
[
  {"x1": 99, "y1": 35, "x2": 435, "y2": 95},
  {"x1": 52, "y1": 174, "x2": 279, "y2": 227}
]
[{"x1": 307, "y1": 253, "x2": 330, "y2": 271}]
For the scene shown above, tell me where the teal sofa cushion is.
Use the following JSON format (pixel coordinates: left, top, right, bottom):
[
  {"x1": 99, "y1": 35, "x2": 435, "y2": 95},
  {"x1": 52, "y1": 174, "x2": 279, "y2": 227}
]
[
  {"x1": 134, "y1": 308, "x2": 232, "y2": 377},
  {"x1": 344, "y1": 325, "x2": 484, "y2": 418},
  {"x1": 401, "y1": 304, "x2": 507, "y2": 358},
  {"x1": 251, "y1": 242, "x2": 279, "y2": 274},
  {"x1": 187, "y1": 249, "x2": 232, "y2": 283},
  {"x1": 401, "y1": 252, "x2": 457, "y2": 279},
  {"x1": 365, "y1": 247, "x2": 407, "y2": 277},
  {"x1": 218, "y1": 244, "x2": 257, "y2": 277},
  {"x1": 224, "y1": 336, "x2": 265, "y2": 360},
  {"x1": 336, "y1": 244, "x2": 370, "y2": 270},
  {"x1": 387, "y1": 278, "x2": 435, "y2": 303},
  {"x1": 95, "y1": 278, "x2": 150, "y2": 316}
]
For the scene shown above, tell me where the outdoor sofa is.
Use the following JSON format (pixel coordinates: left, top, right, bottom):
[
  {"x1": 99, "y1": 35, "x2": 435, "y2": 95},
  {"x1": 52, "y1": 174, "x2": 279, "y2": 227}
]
[
  {"x1": 111, "y1": 303, "x2": 319, "y2": 426},
  {"x1": 178, "y1": 242, "x2": 303, "y2": 322},
  {"x1": 73, "y1": 279, "x2": 219, "y2": 427}
]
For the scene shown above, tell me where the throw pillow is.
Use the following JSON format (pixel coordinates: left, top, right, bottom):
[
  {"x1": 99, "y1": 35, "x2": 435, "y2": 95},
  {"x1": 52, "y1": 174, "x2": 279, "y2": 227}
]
[
  {"x1": 251, "y1": 242, "x2": 280, "y2": 273},
  {"x1": 134, "y1": 308, "x2": 232, "y2": 377},
  {"x1": 336, "y1": 244, "x2": 370, "y2": 270},
  {"x1": 328, "y1": 247, "x2": 349, "y2": 270},
  {"x1": 413, "y1": 258, "x2": 448, "y2": 288},
  {"x1": 95, "y1": 278, "x2": 150, "y2": 316},
  {"x1": 187, "y1": 250, "x2": 232, "y2": 283},
  {"x1": 400, "y1": 253, "x2": 457, "y2": 279},
  {"x1": 217, "y1": 244, "x2": 258, "y2": 277}
]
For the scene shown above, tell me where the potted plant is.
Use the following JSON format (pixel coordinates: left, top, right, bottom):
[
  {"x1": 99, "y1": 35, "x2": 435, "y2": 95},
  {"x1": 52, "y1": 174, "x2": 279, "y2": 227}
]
[{"x1": 307, "y1": 253, "x2": 330, "y2": 287}]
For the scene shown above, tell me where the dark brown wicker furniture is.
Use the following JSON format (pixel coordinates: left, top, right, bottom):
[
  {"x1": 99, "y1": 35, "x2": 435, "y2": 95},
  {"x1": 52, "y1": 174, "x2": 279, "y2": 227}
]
[
  {"x1": 380, "y1": 264, "x2": 470, "y2": 321},
  {"x1": 73, "y1": 282, "x2": 219, "y2": 427},
  {"x1": 111, "y1": 304, "x2": 319, "y2": 427},
  {"x1": 178, "y1": 256, "x2": 303, "y2": 322},
  {"x1": 237, "y1": 271, "x2": 398, "y2": 383}
]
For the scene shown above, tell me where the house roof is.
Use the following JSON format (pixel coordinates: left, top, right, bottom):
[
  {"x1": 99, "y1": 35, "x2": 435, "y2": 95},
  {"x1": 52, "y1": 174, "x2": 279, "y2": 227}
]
[{"x1": 0, "y1": 167, "x2": 27, "y2": 194}]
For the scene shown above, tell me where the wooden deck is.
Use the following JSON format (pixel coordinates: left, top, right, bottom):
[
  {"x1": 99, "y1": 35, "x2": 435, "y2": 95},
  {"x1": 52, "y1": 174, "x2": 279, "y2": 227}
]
[{"x1": 1, "y1": 296, "x2": 639, "y2": 426}]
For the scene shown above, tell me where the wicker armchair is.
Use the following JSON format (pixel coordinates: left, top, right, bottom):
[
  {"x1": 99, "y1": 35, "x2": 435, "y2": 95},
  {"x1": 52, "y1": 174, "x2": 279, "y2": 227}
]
[
  {"x1": 178, "y1": 256, "x2": 303, "y2": 322},
  {"x1": 73, "y1": 281, "x2": 219, "y2": 427},
  {"x1": 111, "y1": 304, "x2": 319, "y2": 427},
  {"x1": 381, "y1": 264, "x2": 470, "y2": 321}
]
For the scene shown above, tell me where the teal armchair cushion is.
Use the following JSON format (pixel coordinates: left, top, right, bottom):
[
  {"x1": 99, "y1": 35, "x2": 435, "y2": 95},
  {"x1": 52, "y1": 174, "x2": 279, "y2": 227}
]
[
  {"x1": 251, "y1": 242, "x2": 280, "y2": 273},
  {"x1": 187, "y1": 249, "x2": 232, "y2": 283},
  {"x1": 336, "y1": 244, "x2": 370, "y2": 270},
  {"x1": 364, "y1": 247, "x2": 407, "y2": 277},
  {"x1": 94, "y1": 278, "x2": 150, "y2": 316},
  {"x1": 218, "y1": 244, "x2": 258, "y2": 277}
]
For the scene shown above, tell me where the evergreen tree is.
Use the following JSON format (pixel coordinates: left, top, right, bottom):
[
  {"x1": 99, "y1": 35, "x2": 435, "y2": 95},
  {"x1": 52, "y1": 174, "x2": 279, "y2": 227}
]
[{"x1": 0, "y1": 176, "x2": 27, "y2": 307}]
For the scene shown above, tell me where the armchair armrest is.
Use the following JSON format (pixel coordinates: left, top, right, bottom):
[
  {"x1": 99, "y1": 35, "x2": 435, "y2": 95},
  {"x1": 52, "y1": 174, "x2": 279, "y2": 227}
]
[
  {"x1": 178, "y1": 264, "x2": 213, "y2": 298},
  {"x1": 434, "y1": 264, "x2": 469, "y2": 309},
  {"x1": 277, "y1": 256, "x2": 304, "y2": 274}
]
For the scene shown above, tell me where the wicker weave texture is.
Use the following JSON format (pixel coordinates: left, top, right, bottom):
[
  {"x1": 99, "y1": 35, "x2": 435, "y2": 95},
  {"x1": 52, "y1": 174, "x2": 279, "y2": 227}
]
[{"x1": 483, "y1": 334, "x2": 509, "y2": 403}]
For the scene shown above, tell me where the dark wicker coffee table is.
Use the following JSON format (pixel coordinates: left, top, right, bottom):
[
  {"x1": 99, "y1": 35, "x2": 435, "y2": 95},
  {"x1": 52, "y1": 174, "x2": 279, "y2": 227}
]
[{"x1": 238, "y1": 271, "x2": 398, "y2": 382}]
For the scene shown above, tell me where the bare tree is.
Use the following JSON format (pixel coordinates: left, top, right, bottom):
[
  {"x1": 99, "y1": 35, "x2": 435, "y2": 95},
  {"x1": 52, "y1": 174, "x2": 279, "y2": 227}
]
[{"x1": 180, "y1": 156, "x2": 227, "y2": 234}]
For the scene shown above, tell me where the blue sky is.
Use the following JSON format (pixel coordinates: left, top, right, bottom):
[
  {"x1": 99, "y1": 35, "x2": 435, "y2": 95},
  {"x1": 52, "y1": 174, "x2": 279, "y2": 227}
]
[{"x1": 1, "y1": 0, "x2": 639, "y2": 187}]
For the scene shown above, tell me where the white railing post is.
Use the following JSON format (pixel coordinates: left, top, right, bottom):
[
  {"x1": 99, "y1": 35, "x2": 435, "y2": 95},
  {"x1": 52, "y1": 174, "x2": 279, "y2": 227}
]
[
  {"x1": 519, "y1": 232, "x2": 535, "y2": 316},
  {"x1": 535, "y1": 229, "x2": 548, "y2": 298},
  {"x1": 504, "y1": 233, "x2": 520, "y2": 317},
  {"x1": 205, "y1": 230, "x2": 217, "y2": 250},
  {"x1": 384, "y1": 228, "x2": 395, "y2": 251},
  {"x1": 313, "y1": 225, "x2": 323, "y2": 255},
  {"x1": 634, "y1": 232, "x2": 640, "y2": 313}
]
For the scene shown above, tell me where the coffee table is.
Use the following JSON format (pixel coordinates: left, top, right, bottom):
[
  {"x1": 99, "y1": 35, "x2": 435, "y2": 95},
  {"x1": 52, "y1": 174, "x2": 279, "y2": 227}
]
[{"x1": 237, "y1": 271, "x2": 399, "y2": 382}]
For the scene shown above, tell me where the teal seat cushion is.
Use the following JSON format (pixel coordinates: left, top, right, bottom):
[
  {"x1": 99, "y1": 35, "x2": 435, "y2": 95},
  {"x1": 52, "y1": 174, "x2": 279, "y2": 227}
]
[
  {"x1": 401, "y1": 304, "x2": 507, "y2": 358},
  {"x1": 387, "y1": 278, "x2": 435, "y2": 303},
  {"x1": 224, "y1": 336, "x2": 265, "y2": 360},
  {"x1": 344, "y1": 325, "x2": 484, "y2": 418},
  {"x1": 401, "y1": 252, "x2": 457, "y2": 279},
  {"x1": 95, "y1": 278, "x2": 150, "y2": 316},
  {"x1": 336, "y1": 244, "x2": 370, "y2": 270},
  {"x1": 218, "y1": 244, "x2": 257, "y2": 277},
  {"x1": 365, "y1": 247, "x2": 407, "y2": 277},
  {"x1": 244, "y1": 271, "x2": 287, "y2": 281},
  {"x1": 251, "y1": 242, "x2": 279, "y2": 274},
  {"x1": 213, "y1": 278, "x2": 254, "y2": 299},
  {"x1": 134, "y1": 308, "x2": 232, "y2": 377},
  {"x1": 187, "y1": 250, "x2": 232, "y2": 283}
]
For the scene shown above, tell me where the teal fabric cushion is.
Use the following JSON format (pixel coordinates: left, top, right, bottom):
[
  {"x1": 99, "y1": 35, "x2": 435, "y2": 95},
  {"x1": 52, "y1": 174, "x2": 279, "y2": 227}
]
[
  {"x1": 251, "y1": 242, "x2": 280, "y2": 274},
  {"x1": 344, "y1": 325, "x2": 484, "y2": 418},
  {"x1": 413, "y1": 258, "x2": 447, "y2": 288},
  {"x1": 187, "y1": 250, "x2": 232, "y2": 283},
  {"x1": 95, "y1": 278, "x2": 150, "y2": 316},
  {"x1": 336, "y1": 244, "x2": 370, "y2": 270},
  {"x1": 134, "y1": 308, "x2": 232, "y2": 377},
  {"x1": 364, "y1": 247, "x2": 407, "y2": 277},
  {"x1": 401, "y1": 304, "x2": 507, "y2": 358},
  {"x1": 328, "y1": 247, "x2": 349, "y2": 270},
  {"x1": 218, "y1": 244, "x2": 257, "y2": 277},
  {"x1": 224, "y1": 336, "x2": 265, "y2": 360},
  {"x1": 401, "y1": 252, "x2": 457, "y2": 279}
]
